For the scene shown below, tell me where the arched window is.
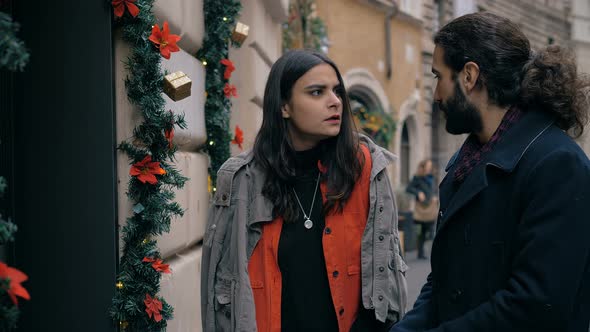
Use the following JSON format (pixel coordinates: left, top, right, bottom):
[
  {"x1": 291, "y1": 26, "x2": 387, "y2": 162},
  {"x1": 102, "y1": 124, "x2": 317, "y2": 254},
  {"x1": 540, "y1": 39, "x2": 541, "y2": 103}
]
[{"x1": 349, "y1": 90, "x2": 395, "y2": 149}]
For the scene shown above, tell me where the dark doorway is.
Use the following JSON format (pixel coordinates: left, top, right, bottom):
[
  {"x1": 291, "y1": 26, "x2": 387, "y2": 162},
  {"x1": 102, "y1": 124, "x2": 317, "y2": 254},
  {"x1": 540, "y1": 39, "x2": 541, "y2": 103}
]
[{"x1": 9, "y1": 1, "x2": 118, "y2": 331}]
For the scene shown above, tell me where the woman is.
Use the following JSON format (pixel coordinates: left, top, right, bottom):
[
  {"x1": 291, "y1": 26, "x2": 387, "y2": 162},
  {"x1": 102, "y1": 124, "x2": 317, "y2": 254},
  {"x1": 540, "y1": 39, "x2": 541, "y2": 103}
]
[
  {"x1": 406, "y1": 159, "x2": 437, "y2": 259},
  {"x1": 201, "y1": 50, "x2": 407, "y2": 332}
]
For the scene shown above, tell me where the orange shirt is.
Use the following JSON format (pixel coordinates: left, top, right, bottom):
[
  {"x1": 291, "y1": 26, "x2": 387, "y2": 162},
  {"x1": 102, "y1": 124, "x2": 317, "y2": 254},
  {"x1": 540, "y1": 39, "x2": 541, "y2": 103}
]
[{"x1": 247, "y1": 145, "x2": 372, "y2": 332}]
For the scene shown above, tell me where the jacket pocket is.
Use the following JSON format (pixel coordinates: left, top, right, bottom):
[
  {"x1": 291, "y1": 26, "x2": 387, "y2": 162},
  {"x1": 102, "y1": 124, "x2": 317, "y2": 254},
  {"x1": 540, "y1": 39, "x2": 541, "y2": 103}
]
[
  {"x1": 214, "y1": 277, "x2": 236, "y2": 331},
  {"x1": 343, "y1": 212, "x2": 364, "y2": 270}
]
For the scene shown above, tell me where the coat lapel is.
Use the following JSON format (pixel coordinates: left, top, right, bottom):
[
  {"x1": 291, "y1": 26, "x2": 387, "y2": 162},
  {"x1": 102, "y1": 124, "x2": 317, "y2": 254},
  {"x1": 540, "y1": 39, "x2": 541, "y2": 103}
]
[
  {"x1": 435, "y1": 109, "x2": 555, "y2": 234},
  {"x1": 436, "y1": 163, "x2": 488, "y2": 232}
]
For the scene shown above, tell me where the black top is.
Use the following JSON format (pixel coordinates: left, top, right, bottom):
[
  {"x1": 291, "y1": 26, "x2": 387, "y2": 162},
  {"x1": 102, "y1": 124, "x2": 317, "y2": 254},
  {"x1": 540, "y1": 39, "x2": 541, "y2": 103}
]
[{"x1": 278, "y1": 146, "x2": 338, "y2": 332}]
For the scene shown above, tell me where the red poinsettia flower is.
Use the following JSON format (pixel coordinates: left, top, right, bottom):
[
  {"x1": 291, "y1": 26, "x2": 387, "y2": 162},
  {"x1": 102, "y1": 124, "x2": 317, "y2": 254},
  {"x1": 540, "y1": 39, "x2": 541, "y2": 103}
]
[
  {"x1": 144, "y1": 293, "x2": 163, "y2": 322},
  {"x1": 164, "y1": 127, "x2": 174, "y2": 149},
  {"x1": 129, "y1": 155, "x2": 166, "y2": 185},
  {"x1": 148, "y1": 21, "x2": 181, "y2": 60},
  {"x1": 143, "y1": 257, "x2": 171, "y2": 274},
  {"x1": 0, "y1": 262, "x2": 30, "y2": 306},
  {"x1": 220, "y1": 59, "x2": 235, "y2": 80},
  {"x1": 223, "y1": 83, "x2": 238, "y2": 98},
  {"x1": 231, "y1": 125, "x2": 244, "y2": 150},
  {"x1": 112, "y1": 0, "x2": 140, "y2": 18}
]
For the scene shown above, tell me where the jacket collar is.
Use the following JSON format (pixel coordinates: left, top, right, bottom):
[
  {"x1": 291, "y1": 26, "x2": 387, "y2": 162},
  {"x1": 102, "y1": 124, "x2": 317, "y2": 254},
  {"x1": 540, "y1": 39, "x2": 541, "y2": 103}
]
[
  {"x1": 359, "y1": 134, "x2": 398, "y2": 180},
  {"x1": 445, "y1": 109, "x2": 555, "y2": 173},
  {"x1": 437, "y1": 109, "x2": 555, "y2": 233},
  {"x1": 218, "y1": 134, "x2": 397, "y2": 227},
  {"x1": 216, "y1": 134, "x2": 396, "y2": 207}
]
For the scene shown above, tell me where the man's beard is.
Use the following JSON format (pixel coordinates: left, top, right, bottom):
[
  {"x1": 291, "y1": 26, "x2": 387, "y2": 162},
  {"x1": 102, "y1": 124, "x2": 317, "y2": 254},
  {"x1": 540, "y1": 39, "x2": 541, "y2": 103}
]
[{"x1": 437, "y1": 80, "x2": 483, "y2": 135}]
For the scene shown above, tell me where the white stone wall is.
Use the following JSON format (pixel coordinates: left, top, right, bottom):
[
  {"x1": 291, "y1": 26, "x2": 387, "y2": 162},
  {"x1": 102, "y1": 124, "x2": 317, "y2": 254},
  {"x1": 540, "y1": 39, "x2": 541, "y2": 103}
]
[
  {"x1": 229, "y1": 0, "x2": 286, "y2": 155},
  {"x1": 115, "y1": 0, "x2": 285, "y2": 331}
]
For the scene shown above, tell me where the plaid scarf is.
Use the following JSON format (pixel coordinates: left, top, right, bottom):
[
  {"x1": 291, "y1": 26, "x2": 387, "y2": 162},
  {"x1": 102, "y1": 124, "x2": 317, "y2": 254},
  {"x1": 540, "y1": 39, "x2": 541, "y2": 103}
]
[{"x1": 453, "y1": 106, "x2": 523, "y2": 183}]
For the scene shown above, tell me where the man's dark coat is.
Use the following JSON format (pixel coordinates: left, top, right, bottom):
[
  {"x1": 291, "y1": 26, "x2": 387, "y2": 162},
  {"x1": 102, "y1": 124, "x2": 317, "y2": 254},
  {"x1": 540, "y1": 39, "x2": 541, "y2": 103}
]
[{"x1": 392, "y1": 110, "x2": 590, "y2": 332}]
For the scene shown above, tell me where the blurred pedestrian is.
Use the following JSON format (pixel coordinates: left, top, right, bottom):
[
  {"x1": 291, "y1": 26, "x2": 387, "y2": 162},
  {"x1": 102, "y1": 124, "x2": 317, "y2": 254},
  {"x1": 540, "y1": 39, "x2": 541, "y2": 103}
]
[{"x1": 405, "y1": 159, "x2": 438, "y2": 259}]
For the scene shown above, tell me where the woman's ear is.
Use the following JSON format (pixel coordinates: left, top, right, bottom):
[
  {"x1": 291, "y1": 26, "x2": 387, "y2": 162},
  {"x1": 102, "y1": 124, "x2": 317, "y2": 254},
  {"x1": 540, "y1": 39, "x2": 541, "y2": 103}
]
[{"x1": 281, "y1": 104, "x2": 291, "y2": 119}]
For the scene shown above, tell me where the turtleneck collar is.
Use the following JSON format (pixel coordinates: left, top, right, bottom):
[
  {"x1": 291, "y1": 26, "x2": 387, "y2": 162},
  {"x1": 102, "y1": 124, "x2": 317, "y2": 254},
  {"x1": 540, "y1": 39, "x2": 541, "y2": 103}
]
[{"x1": 293, "y1": 144, "x2": 322, "y2": 177}]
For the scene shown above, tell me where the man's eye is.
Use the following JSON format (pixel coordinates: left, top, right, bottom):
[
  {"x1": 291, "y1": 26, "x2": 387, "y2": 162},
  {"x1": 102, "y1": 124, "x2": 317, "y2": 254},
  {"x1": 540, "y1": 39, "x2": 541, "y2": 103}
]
[{"x1": 433, "y1": 74, "x2": 440, "y2": 80}]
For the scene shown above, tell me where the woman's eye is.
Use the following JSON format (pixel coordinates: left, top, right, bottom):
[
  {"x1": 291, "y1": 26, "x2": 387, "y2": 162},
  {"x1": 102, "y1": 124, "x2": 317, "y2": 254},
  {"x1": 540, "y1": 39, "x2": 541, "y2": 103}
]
[
  {"x1": 433, "y1": 74, "x2": 440, "y2": 80},
  {"x1": 310, "y1": 90, "x2": 322, "y2": 96}
]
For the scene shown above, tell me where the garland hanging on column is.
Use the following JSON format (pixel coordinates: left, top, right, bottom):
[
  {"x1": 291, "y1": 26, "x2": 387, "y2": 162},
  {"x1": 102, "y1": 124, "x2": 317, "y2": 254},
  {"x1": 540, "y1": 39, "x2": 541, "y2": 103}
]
[
  {"x1": 196, "y1": 0, "x2": 243, "y2": 189},
  {"x1": 0, "y1": 9, "x2": 31, "y2": 331},
  {"x1": 0, "y1": 11, "x2": 29, "y2": 72},
  {"x1": 282, "y1": 0, "x2": 329, "y2": 53},
  {"x1": 110, "y1": 0, "x2": 245, "y2": 328},
  {"x1": 108, "y1": 0, "x2": 188, "y2": 331}
]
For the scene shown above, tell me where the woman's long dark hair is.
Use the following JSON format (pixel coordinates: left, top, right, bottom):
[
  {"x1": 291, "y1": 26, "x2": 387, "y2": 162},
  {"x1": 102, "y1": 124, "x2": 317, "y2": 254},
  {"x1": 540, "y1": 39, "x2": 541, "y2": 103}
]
[
  {"x1": 434, "y1": 12, "x2": 590, "y2": 137},
  {"x1": 253, "y1": 50, "x2": 363, "y2": 222}
]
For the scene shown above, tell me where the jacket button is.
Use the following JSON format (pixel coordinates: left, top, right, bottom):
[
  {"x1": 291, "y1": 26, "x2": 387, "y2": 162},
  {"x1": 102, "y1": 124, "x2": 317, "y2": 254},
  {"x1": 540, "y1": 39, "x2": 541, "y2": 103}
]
[
  {"x1": 325, "y1": 227, "x2": 332, "y2": 234},
  {"x1": 439, "y1": 210, "x2": 444, "y2": 218},
  {"x1": 450, "y1": 289, "x2": 463, "y2": 301},
  {"x1": 339, "y1": 308, "x2": 345, "y2": 316},
  {"x1": 225, "y1": 311, "x2": 231, "y2": 318},
  {"x1": 332, "y1": 271, "x2": 339, "y2": 277},
  {"x1": 379, "y1": 266, "x2": 385, "y2": 272},
  {"x1": 378, "y1": 235, "x2": 384, "y2": 241},
  {"x1": 222, "y1": 194, "x2": 228, "y2": 201},
  {"x1": 379, "y1": 206, "x2": 383, "y2": 213},
  {"x1": 377, "y1": 174, "x2": 382, "y2": 181},
  {"x1": 378, "y1": 295, "x2": 384, "y2": 301}
]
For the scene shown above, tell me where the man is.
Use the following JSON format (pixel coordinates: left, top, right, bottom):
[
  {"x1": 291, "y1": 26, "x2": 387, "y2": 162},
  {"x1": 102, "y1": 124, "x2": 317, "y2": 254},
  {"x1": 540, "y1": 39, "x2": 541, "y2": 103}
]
[{"x1": 391, "y1": 12, "x2": 590, "y2": 332}]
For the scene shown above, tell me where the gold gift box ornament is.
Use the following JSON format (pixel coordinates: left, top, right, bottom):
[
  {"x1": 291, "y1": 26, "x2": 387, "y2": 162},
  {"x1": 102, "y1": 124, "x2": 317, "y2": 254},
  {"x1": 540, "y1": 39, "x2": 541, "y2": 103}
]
[
  {"x1": 163, "y1": 71, "x2": 192, "y2": 101},
  {"x1": 231, "y1": 22, "x2": 249, "y2": 45}
]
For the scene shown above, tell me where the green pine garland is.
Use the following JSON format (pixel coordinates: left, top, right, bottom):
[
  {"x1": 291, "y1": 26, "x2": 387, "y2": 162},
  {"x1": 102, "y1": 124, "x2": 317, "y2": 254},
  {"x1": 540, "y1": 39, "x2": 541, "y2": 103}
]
[
  {"x1": 0, "y1": 11, "x2": 29, "y2": 72},
  {"x1": 0, "y1": 177, "x2": 16, "y2": 245},
  {"x1": 282, "y1": 0, "x2": 329, "y2": 53},
  {"x1": 0, "y1": 176, "x2": 20, "y2": 331},
  {"x1": 110, "y1": 0, "x2": 244, "y2": 328},
  {"x1": 108, "y1": 0, "x2": 188, "y2": 331},
  {"x1": 0, "y1": 9, "x2": 29, "y2": 330},
  {"x1": 196, "y1": 0, "x2": 242, "y2": 187}
]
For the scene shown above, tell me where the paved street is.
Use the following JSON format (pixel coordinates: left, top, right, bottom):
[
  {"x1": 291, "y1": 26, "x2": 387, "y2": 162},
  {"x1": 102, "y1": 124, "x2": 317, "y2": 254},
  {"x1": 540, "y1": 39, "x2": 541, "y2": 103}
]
[{"x1": 404, "y1": 240, "x2": 432, "y2": 311}]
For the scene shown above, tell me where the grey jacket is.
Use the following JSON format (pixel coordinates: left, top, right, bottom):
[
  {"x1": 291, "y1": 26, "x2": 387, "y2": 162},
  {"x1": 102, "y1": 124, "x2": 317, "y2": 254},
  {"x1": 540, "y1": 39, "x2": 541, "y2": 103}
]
[{"x1": 201, "y1": 136, "x2": 408, "y2": 331}]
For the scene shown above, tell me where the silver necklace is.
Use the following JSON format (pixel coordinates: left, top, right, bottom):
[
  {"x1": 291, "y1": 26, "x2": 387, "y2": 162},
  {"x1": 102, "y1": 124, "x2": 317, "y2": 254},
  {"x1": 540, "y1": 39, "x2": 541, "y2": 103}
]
[{"x1": 292, "y1": 172, "x2": 321, "y2": 229}]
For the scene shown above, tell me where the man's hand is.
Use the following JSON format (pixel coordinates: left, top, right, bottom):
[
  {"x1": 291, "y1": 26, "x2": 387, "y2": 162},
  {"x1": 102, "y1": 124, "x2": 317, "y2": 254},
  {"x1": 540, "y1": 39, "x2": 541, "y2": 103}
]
[{"x1": 418, "y1": 192, "x2": 426, "y2": 202}]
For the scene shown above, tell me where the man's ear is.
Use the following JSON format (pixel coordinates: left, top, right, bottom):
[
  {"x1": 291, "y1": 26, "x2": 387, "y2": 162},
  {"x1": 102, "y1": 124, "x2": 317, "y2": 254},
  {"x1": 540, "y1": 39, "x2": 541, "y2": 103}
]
[
  {"x1": 463, "y1": 61, "x2": 480, "y2": 92},
  {"x1": 281, "y1": 104, "x2": 291, "y2": 119}
]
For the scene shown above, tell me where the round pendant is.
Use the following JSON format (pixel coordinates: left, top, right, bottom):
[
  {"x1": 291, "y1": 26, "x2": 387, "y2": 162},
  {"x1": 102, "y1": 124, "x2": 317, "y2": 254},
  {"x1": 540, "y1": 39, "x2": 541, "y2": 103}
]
[{"x1": 304, "y1": 218, "x2": 313, "y2": 229}]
